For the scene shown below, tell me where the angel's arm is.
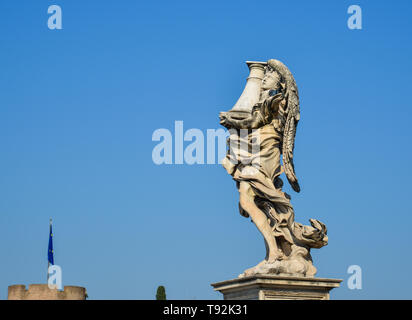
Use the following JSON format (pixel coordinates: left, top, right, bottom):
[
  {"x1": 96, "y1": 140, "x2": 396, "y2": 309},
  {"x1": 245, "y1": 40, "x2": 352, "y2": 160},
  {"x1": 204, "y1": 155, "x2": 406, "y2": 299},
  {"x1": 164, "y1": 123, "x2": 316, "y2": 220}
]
[
  {"x1": 220, "y1": 93, "x2": 283, "y2": 129},
  {"x1": 224, "y1": 108, "x2": 265, "y2": 129}
]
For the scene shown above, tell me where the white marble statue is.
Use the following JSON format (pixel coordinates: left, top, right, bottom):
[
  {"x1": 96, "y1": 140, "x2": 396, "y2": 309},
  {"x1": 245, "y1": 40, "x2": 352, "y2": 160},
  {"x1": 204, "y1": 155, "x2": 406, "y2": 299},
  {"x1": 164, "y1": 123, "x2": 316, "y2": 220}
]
[{"x1": 219, "y1": 59, "x2": 328, "y2": 278}]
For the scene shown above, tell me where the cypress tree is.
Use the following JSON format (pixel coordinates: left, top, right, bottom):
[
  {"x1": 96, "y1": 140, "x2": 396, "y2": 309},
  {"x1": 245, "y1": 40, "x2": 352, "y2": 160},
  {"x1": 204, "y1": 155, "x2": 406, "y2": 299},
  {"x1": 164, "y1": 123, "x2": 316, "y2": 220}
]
[{"x1": 156, "y1": 285, "x2": 166, "y2": 300}]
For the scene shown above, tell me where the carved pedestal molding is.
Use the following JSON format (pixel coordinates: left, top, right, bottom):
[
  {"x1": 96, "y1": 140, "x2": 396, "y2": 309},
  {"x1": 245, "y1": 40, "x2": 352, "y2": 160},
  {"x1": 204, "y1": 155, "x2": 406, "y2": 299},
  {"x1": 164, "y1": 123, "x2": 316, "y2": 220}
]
[{"x1": 212, "y1": 275, "x2": 342, "y2": 300}]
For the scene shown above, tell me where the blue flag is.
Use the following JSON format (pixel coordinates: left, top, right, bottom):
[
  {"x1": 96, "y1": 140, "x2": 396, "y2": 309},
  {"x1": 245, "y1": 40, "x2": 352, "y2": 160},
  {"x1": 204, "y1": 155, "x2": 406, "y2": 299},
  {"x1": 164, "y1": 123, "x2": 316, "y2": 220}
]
[{"x1": 48, "y1": 220, "x2": 54, "y2": 265}]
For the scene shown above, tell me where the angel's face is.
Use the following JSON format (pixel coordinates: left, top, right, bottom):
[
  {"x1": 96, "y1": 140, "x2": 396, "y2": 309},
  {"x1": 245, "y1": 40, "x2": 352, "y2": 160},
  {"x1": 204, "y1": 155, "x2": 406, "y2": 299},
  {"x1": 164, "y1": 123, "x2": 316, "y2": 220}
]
[{"x1": 262, "y1": 71, "x2": 280, "y2": 90}]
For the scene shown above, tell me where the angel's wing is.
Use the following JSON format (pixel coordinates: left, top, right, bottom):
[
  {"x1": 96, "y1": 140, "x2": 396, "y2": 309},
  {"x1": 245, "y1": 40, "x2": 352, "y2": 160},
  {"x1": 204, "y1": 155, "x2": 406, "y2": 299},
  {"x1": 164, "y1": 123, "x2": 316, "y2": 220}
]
[{"x1": 267, "y1": 59, "x2": 301, "y2": 193}]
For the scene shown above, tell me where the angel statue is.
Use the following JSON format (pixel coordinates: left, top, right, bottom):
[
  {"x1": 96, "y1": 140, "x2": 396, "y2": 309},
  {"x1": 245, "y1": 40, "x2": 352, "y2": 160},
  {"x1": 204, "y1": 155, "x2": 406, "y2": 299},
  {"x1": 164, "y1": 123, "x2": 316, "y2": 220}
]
[{"x1": 219, "y1": 59, "x2": 328, "y2": 278}]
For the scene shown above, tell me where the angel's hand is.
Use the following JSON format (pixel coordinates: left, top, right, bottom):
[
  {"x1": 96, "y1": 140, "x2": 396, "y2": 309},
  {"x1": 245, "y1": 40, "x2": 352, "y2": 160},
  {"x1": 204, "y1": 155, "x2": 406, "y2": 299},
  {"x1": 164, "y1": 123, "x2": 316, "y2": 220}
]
[
  {"x1": 220, "y1": 115, "x2": 233, "y2": 128},
  {"x1": 266, "y1": 93, "x2": 285, "y2": 114},
  {"x1": 219, "y1": 111, "x2": 228, "y2": 121},
  {"x1": 268, "y1": 92, "x2": 284, "y2": 103}
]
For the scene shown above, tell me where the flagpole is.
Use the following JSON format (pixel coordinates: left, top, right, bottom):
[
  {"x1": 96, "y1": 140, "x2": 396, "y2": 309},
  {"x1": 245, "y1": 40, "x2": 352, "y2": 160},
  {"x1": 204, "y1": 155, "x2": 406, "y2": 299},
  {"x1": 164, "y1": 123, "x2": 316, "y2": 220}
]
[{"x1": 47, "y1": 218, "x2": 52, "y2": 283}]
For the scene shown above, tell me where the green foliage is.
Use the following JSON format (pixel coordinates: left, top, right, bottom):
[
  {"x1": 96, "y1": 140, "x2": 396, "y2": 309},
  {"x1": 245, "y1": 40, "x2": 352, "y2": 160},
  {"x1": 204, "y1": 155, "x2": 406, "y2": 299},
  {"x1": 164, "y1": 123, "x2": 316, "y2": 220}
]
[{"x1": 156, "y1": 285, "x2": 166, "y2": 300}]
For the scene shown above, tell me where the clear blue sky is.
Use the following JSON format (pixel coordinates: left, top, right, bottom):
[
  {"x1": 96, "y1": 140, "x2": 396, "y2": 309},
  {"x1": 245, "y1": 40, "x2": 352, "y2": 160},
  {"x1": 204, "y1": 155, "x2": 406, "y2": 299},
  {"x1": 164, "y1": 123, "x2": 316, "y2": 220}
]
[{"x1": 1, "y1": 0, "x2": 411, "y2": 299}]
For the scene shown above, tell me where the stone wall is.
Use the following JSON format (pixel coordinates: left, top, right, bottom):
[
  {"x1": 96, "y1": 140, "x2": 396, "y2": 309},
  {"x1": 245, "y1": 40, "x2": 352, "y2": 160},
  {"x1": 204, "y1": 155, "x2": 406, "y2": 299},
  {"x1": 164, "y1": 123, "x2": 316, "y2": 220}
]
[{"x1": 8, "y1": 284, "x2": 86, "y2": 300}]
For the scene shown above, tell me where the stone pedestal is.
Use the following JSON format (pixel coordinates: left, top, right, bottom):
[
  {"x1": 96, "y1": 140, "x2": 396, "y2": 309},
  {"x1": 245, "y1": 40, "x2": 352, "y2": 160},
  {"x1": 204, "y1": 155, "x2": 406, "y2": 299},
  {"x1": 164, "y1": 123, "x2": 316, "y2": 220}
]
[{"x1": 211, "y1": 275, "x2": 342, "y2": 300}]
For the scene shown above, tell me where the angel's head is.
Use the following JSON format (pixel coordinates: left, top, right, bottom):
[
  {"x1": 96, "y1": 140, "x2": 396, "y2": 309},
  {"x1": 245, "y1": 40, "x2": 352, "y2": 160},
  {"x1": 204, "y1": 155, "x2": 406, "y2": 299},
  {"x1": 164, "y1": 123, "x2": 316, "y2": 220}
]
[{"x1": 261, "y1": 70, "x2": 281, "y2": 91}]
